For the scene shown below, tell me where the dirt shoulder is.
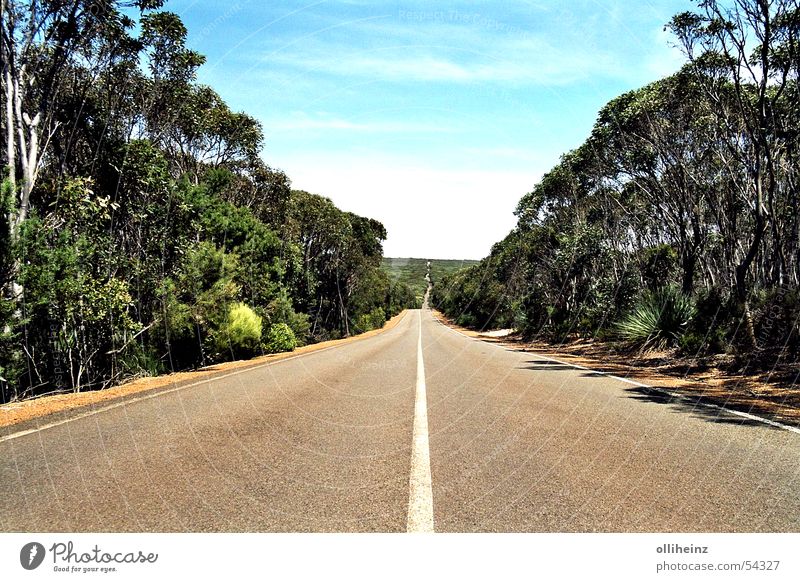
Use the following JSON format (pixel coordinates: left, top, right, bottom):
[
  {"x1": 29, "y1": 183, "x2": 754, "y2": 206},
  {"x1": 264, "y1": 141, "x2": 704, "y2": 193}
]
[
  {"x1": 431, "y1": 310, "x2": 800, "y2": 428},
  {"x1": 0, "y1": 311, "x2": 409, "y2": 429}
]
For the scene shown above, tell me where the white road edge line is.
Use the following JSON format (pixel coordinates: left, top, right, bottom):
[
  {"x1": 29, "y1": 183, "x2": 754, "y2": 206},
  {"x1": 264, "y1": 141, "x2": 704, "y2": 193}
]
[
  {"x1": 0, "y1": 312, "x2": 412, "y2": 444},
  {"x1": 432, "y1": 315, "x2": 800, "y2": 436},
  {"x1": 407, "y1": 310, "x2": 435, "y2": 532}
]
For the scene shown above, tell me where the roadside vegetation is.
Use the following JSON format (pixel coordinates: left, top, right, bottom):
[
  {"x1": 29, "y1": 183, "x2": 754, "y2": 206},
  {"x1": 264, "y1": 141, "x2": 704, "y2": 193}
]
[
  {"x1": 433, "y1": 0, "x2": 800, "y2": 375},
  {"x1": 0, "y1": 1, "x2": 417, "y2": 402}
]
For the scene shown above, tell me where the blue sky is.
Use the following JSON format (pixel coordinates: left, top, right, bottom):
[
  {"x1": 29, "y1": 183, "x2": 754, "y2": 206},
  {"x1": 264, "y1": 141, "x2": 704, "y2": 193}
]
[{"x1": 166, "y1": 0, "x2": 692, "y2": 259}]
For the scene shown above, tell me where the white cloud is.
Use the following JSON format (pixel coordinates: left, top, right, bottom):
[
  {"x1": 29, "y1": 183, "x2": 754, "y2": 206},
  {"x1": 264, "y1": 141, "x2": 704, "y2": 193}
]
[
  {"x1": 266, "y1": 112, "x2": 457, "y2": 134},
  {"x1": 263, "y1": 40, "x2": 623, "y2": 86},
  {"x1": 228, "y1": 7, "x2": 634, "y2": 88}
]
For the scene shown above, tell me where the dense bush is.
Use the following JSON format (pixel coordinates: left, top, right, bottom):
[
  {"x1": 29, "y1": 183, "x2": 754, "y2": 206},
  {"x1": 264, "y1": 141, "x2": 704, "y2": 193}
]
[
  {"x1": 354, "y1": 307, "x2": 386, "y2": 332},
  {"x1": 266, "y1": 294, "x2": 311, "y2": 346},
  {"x1": 753, "y1": 287, "x2": 800, "y2": 354},
  {"x1": 641, "y1": 245, "x2": 679, "y2": 292},
  {"x1": 263, "y1": 323, "x2": 297, "y2": 354},
  {"x1": 218, "y1": 303, "x2": 262, "y2": 357}
]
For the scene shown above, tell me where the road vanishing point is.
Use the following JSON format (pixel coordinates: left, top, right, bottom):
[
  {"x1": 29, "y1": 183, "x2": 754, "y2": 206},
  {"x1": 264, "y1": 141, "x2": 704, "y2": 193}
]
[{"x1": 2, "y1": 308, "x2": 799, "y2": 532}]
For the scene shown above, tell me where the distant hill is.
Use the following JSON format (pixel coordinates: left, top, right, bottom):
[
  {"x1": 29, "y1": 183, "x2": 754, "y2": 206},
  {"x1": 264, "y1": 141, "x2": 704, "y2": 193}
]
[{"x1": 382, "y1": 257, "x2": 480, "y2": 301}]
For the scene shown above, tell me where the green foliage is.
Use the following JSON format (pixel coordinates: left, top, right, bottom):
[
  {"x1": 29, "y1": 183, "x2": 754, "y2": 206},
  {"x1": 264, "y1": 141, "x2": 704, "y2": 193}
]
[
  {"x1": 616, "y1": 287, "x2": 696, "y2": 350},
  {"x1": 0, "y1": 178, "x2": 19, "y2": 400},
  {"x1": 218, "y1": 303, "x2": 262, "y2": 357},
  {"x1": 266, "y1": 293, "x2": 310, "y2": 346},
  {"x1": 679, "y1": 329, "x2": 727, "y2": 356},
  {"x1": 348, "y1": 267, "x2": 392, "y2": 331},
  {"x1": 753, "y1": 287, "x2": 800, "y2": 353},
  {"x1": 388, "y1": 280, "x2": 419, "y2": 315},
  {"x1": 17, "y1": 208, "x2": 141, "y2": 392},
  {"x1": 678, "y1": 287, "x2": 733, "y2": 356},
  {"x1": 641, "y1": 245, "x2": 678, "y2": 291},
  {"x1": 149, "y1": 242, "x2": 237, "y2": 369},
  {"x1": 286, "y1": 190, "x2": 396, "y2": 338},
  {"x1": 354, "y1": 307, "x2": 386, "y2": 333},
  {"x1": 263, "y1": 323, "x2": 297, "y2": 354}
]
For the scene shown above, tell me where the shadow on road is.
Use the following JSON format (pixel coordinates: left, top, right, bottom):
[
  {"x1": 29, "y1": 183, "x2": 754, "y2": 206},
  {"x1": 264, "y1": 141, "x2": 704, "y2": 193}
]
[
  {"x1": 622, "y1": 386, "x2": 778, "y2": 428},
  {"x1": 508, "y1": 343, "x2": 800, "y2": 430},
  {"x1": 515, "y1": 359, "x2": 786, "y2": 430},
  {"x1": 517, "y1": 360, "x2": 576, "y2": 371}
]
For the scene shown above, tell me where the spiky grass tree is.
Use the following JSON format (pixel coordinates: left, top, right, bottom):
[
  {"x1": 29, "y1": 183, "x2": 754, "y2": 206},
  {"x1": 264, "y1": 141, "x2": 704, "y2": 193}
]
[{"x1": 616, "y1": 287, "x2": 695, "y2": 350}]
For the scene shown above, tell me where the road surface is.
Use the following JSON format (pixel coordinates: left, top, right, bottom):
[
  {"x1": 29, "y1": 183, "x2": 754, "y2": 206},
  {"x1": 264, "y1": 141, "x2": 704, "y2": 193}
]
[{"x1": 2, "y1": 308, "x2": 799, "y2": 532}]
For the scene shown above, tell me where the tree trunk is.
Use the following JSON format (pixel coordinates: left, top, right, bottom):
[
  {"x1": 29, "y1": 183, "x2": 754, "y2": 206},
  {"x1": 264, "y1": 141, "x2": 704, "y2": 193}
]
[
  {"x1": 681, "y1": 250, "x2": 696, "y2": 296},
  {"x1": 734, "y1": 212, "x2": 766, "y2": 350},
  {"x1": 3, "y1": 66, "x2": 15, "y2": 190}
]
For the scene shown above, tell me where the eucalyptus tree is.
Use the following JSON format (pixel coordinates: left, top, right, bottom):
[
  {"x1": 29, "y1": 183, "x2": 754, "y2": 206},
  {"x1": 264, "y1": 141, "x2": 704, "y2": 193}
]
[
  {"x1": 1, "y1": 0, "x2": 163, "y2": 238},
  {"x1": 670, "y1": 0, "x2": 800, "y2": 345},
  {"x1": 591, "y1": 71, "x2": 720, "y2": 295}
]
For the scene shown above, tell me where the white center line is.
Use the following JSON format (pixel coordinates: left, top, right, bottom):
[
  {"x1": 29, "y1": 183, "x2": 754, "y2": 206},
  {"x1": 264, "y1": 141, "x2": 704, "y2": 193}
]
[{"x1": 407, "y1": 310, "x2": 435, "y2": 533}]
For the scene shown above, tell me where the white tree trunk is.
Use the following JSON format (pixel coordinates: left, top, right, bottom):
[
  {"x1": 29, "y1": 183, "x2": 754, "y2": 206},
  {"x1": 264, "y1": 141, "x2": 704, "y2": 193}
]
[
  {"x1": 3, "y1": 66, "x2": 14, "y2": 190},
  {"x1": 10, "y1": 66, "x2": 39, "y2": 234}
]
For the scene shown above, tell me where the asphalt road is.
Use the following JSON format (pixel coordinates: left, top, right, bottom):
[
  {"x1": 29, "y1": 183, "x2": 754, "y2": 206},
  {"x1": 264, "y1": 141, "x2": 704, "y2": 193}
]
[{"x1": 2, "y1": 308, "x2": 799, "y2": 532}]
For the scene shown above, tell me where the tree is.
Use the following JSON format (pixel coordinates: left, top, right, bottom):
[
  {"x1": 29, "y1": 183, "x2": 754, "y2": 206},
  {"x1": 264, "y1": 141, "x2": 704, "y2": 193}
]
[
  {"x1": 592, "y1": 73, "x2": 718, "y2": 295},
  {"x1": 669, "y1": 0, "x2": 800, "y2": 345},
  {"x1": 1, "y1": 0, "x2": 163, "y2": 239}
]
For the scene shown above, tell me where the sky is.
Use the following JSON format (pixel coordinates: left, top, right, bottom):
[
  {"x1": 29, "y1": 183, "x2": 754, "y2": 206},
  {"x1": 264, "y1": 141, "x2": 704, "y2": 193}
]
[{"x1": 166, "y1": 0, "x2": 693, "y2": 260}]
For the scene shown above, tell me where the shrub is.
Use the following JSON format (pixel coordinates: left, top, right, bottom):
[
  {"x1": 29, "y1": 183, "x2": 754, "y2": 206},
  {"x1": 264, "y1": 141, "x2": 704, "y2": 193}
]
[
  {"x1": 456, "y1": 313, "x2": 476, "y2": 328},
  {"x1": 388, "y1": 281, "x2": 419, "y2": 314},
  {"x1": 678, "y1": 287, "x2": 732, "y2": 356},
  {"x1": 266, "y1": 294, "x2": 310, "y2": 346},
  {"x1": 263, "y1": 322, "x2": 297, "y2": 354},
  {"x1": 354, "y1": 307, "x2": 386, "y2": 333},
  {"x1": 678, "y1": 329, "x2": 728, "y2": 356},
  {"x1": 616, "y1": 286, "x2": 695, "y2": 349},
  {"x1": 218, "y1": 302, "x2": 262, "y2": 356}
]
